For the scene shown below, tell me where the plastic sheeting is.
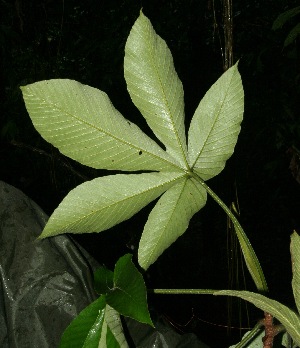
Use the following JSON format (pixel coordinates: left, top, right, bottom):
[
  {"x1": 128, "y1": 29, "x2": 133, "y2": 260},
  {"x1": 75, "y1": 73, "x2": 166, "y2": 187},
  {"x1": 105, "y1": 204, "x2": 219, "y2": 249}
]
[{"x1": 0, "y1": 181, "x2": 209, "y2": 348}]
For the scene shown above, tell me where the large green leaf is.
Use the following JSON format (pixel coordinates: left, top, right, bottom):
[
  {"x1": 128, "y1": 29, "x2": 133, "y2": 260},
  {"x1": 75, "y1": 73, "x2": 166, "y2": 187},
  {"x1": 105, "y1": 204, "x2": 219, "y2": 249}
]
[
  {"x1": 138, "y1": 177, "x2": 207, "y2": 270},
  {"x1": 59, "y1": 296, "x2": 106, "y2": 348},
  {"x1": 21, "y1": 12, "x2": 250, "y2": 287},
  {"x1": 215, "y1": 290, "x2": 300, "y2": 346},
  {"x1": 124, "y1": 11, "x2": 188, "y2": 169},
  {"x1": 106, "y1": 254, "x2": 153, "y2": 327},
  {"x1": 188, "y1": 63, "x2": 244, "y2": 180},
  {"x1": 39, "y1": 171, "x2": 184, "y2": 238},
  {"x1": 21, "y1": 80, "x2": 178, "y2": 172},
  {"x1": 291, "y1": 231, "x2": 300, "y2": 314}
]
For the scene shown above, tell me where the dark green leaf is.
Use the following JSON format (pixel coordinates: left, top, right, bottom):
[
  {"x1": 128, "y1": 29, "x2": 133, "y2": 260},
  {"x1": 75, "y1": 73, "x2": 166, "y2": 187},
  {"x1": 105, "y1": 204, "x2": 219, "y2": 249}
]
[
  {"x1": 59, "y1": 296, "x2": 106, "y2": 348},
  {"x1": 106, "y1": 254, "x2": 153, "y2": 327},
  {"x1": 106, "y1": 325, "x2": 123, "y2": 348},
  {"x1": 284, "y1": 23, "x2": 300, "y2": 47},
  {"x1": 272, "y1": 6, "x2": 300, "y2": 30},
  {"x1": 94, "y1": 266, "x2": 114, "y2": 295}
]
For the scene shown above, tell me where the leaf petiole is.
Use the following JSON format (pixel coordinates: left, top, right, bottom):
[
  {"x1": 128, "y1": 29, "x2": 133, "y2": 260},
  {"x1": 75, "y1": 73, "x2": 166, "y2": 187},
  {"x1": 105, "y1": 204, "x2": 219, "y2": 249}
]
[{"x1": 190, "y1": 172, "x2": 268, "y2": 293}]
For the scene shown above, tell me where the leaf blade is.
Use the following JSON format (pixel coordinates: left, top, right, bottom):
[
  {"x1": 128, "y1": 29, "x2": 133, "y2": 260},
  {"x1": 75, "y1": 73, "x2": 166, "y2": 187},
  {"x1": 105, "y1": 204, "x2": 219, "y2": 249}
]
[
  {"x1": 188, "y1": 63, "x2": 244, "y2": 180},
  {"x1": 106, "y1": 254, "x2": 153, "y2": 326},
  {"x1": 138, "y1": 177, "x2": 207, "y2": 270},
  {"x1": 124, "y1": 11, "x2": 188, "y2": 169},
  {"x1": 59, "y1": 296, "x2": 106, "y2": 348},
  {"x1": 94, "y1": 266, "x2": 114, "y2": 295},
  {"x1": 291, "y1": 231, "x2": 300, "y2": 314},
  {"x1": 21, "y1": 79, "x2": 178, "y2": 172},
  {"x1": 40, "y1": 171, "x2": 184, "y2": 238},
  {"x1": 284, "y1": 23, "x2": 300, "y2": 47}
]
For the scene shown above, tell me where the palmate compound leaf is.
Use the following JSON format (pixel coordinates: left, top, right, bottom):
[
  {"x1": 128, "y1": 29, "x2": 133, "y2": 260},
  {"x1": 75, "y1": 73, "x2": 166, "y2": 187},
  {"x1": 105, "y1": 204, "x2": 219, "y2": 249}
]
[
  {"x1": 124, "y1": 11, "x2": 188, "y2": 170},
  {"x1": 188, "y1": 63, "x2": 244, "y2": 180},
  {"x1": 20, "y1": 80, "x2": 179, "y2": 172},
  {"x1": 39, "y1": 171, "x2": 185, "y2": 238},
  {"x1": 21, "y1": 11, "x2": 246, "y2": 271},
  {"x1": 138, "y1": 177, "x2": 207, "y2": 270},
  {"x1": 215, "y1": 290, "x2": 300, "y2": 346}
]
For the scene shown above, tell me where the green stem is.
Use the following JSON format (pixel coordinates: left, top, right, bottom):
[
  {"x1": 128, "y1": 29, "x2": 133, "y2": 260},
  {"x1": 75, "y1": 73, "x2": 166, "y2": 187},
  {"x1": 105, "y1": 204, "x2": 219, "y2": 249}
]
[
  {"x1": 190, "y1": 172, "x2": 268, "y2": 293},
  {"x1": 152, "y1": 289, "x2": 217, "y2": 295}
]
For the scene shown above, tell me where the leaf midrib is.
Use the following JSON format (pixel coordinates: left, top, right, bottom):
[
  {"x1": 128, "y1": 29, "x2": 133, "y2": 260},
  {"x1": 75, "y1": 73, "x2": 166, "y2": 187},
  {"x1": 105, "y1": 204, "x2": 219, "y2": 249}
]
[
  {"x1": 190, "y1": 71, "x2": 235, "y2": 170},
  {"x1": 51, "y1": 173, "x2": 187, "y2": 232},
  {"x1": 147, "y1": 30, "x2": 189, "y2": 171}
]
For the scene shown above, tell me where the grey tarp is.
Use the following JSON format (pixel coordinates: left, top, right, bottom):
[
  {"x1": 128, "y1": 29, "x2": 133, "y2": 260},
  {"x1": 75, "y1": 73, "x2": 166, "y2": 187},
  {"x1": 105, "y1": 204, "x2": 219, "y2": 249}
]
[{"x1": 0, "y1": 181, "x2": 208, "y2": 348}]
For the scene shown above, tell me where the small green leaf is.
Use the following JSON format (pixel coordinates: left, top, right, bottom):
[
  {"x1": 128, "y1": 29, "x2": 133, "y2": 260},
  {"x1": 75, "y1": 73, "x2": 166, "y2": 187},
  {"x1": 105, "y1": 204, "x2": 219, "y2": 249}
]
[
  {"x1": 39, "y1": 171, "x2": 184, "y2": 238},
  {"x1": 272, "y1": 6, "x2": 300, "y2": 30},
  {"x1": 284, "y1": 23, "x2": 300, "y2": 47},
  {"x1": 106, "y1": 254, "x2": 153, "y2": 327},
  {"x1": 125, "y1": 11, "x2": 188, "y2": 169},
  {"x1": 21, "y1": 80, "x2": 178, "y2": 172},
  {"x1": 59, "y1": 295, "x2": 106, "y2": 348},
  {"x1": 291, "y1": 231, "x2": 300, "y2": 314},
  {"x1": 188, "y1": 63, "x2": 244, "y2": 180},
  {"x1": 215, "y1": 290, "x2": 300, "y2": 345},
  {"x1": 138, "y1": 177, "x2": 207, "y2": 270},
  {"x1": 94, "y1": 266, "x2": 114, "y2": 295}
]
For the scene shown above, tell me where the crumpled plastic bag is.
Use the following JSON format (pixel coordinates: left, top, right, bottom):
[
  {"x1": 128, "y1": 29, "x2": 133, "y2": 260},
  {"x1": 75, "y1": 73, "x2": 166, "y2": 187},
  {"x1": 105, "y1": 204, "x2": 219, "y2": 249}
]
[{"x1": 0, "y1": 181, "x2": 209, "y2": 348}]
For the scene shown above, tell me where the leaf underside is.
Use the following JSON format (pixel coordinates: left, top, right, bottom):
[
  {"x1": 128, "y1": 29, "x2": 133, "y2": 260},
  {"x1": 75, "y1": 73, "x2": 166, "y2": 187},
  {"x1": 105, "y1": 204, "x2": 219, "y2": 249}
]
[
  {"x1": 188, "y1": 63, "x2": 244, "y2": 180},
  {"x1": 22, "y1": 10, "x2": 245, "y2": 269},
  {"x1": 21, "y1": 80, "x2": 177, "y2": 172},
  {"x1": 125, "y1": 12, "x2": 188, "y2": 169},
  {"x1": 138, "y1": 176, "x2": 207, "y2": 270},
  {"x1": 39, "y1": 172, "x2": 184, "y2": 238}
]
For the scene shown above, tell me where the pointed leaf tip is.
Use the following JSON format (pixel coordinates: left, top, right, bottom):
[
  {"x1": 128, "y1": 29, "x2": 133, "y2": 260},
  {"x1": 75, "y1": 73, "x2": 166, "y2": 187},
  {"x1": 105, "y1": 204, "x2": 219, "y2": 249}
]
[
  {"x1": 188, "y1": 63, "x2": 244, "y2": 180},
  {"x1": 125, "y1": 12, "x2": 188, "y2": 169}
]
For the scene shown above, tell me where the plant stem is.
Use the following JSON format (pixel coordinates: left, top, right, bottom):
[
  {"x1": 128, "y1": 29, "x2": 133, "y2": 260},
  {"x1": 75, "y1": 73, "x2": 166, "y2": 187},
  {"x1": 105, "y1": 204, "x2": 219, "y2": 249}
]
[
  {"x1": 190, "y1": 172, "x2": 268, "y2": 293},
  {"x1": 152, "y1": 289, "x2": 217, "y2": 295}
]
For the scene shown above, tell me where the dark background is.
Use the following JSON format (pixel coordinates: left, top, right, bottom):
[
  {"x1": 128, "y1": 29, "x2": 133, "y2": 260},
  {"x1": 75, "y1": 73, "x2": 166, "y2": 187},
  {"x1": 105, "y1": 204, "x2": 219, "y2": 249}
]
[{"x1": 1, "y1": 0, "x2": 300, "y2": 347}]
